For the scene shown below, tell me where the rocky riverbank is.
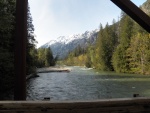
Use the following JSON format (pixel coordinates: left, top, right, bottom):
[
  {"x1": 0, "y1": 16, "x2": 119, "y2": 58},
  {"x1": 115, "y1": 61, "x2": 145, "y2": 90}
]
[
  {"x1": 26, "y1": 73, "x2": 39, "y2": 80},
  {"x1": 26, "y1": 67, "x2": 70, "y2": 80},
  {"x1": 37, "y1": 67, "x2": 70, "y2": 73}
]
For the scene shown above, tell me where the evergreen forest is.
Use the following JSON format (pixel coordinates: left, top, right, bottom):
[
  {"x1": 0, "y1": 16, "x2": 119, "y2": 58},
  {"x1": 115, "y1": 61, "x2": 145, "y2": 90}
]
[
  {"x1": 64, "y1": 12, "x2": 150, "y2": 75},
  {"x1": 0, "y1": 1, "x2": 56, "y2": 99},
  {"x1": 0, "y1": 0, "x2": 150, "y2": 99}
]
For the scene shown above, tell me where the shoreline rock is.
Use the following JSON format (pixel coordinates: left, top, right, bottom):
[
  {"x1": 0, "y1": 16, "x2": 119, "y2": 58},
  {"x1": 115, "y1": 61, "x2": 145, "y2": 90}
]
[
  {"x1": 26, "y1": 73, "x2": 39, "y2": 80},
  {"x1": 37, "y1": 67, "x2": 70, "y2": 73}
]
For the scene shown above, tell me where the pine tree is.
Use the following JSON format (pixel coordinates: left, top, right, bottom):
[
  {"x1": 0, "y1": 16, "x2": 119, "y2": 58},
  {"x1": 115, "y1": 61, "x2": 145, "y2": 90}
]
[
  {"x1": 0, "y1": 1, "x2": 39, "y2": 99},
  {"x1": 94, "y1": 22, "x2": 118, "y2": 71},
  {"x1": 112, "y1": 15, "x2": 134, "y2": 73},
  {"x1": 127, "y1": 33, "x2": 150, "y2": 74},
  {"x1": 94, "y1": 24, "x2": 105, "y2": 70},
  {"x1": 37, "y1": 47, "x2": 56, "y2": 67},
  {"x1": 45, "y1": 47, "x2": 54, "y2": 66},
  {"x1": 0, "y1": 0, "x2": 16, "y2": 98},
  {"x1": 26, "y1": 4, "x2": 37, "y2": 74}
]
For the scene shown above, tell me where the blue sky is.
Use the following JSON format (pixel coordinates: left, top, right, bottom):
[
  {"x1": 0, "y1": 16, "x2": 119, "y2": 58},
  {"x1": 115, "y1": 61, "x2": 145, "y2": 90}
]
[{"x1": 28, "y1": 0, "x2": 147, "y2": 47}]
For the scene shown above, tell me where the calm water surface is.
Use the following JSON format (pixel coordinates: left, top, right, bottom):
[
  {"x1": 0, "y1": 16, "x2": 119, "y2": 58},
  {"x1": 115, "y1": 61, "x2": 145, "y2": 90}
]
[{"x1": 27, "y1": 66, "x2": 150, "y2": 100}]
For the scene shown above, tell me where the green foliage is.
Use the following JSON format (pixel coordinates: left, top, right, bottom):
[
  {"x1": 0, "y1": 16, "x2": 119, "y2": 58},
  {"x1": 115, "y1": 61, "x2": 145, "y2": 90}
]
[
  {"x1": 62, "y1": 45, "x2": 87, "y2": 66},
  {"x1": 37, "y1": 47, "x2": 56, "y2": 67},
  {"x1": 127, "y1": 33, "x2": 150, "y2": 74},
  {"x1": 112, "y1": 45, "x2": 128, "y2": 73},
  {"x1": 112, "y1": 14, "x2": 134, "y2": 73},
  {"x1": 26, "y1": 4, "x2": 37, "y2": 75},
  {"x1": 0, "y1": 0, "x2": 16, "y2": 98},
  {"x1": 0, "y1": 1, "x2": 39, "y2": 99},
  {"x1": 85, "y1": 45, "x2": 95, "y2": 68},
  {"x1": 85, "y1": 55, "x2": 92, "y2": 68},
  {"x1": 93, "y1": 22, "x2": 118, "y2": 71},
  {"x1": 63, "y1": 10, "x2": 150, "y2": 75}
]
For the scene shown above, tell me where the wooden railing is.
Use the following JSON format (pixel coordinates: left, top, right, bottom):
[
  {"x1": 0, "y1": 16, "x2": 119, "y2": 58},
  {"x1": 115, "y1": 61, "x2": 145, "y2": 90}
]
[{"x1": 1, "y1": 98, "x2": 150, "y2": 113}]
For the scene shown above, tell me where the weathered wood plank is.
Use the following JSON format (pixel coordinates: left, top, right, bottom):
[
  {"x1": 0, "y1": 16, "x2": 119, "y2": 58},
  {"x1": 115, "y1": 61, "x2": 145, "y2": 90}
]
[
  {"x1": 1, "y1": 98, "x2": 150, "y2": 113},
  {"x1": 14, "y1": 0, "x2": 28, "y2": 100}
]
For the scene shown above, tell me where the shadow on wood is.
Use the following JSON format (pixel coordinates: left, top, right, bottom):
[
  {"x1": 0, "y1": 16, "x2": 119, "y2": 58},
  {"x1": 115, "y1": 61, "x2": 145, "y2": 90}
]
[{"x1": 1, "y1": 98, "x2": 150, "y2": 113}]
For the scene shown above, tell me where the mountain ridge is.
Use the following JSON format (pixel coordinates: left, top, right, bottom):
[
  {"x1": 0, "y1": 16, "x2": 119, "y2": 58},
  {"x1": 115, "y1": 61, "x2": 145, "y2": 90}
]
[
  {"x1": 41, "y1": 29, "x2": 99, "y2": 59},
  {"x1": 40, "y1": 0, "x2": 149, "y2": 59}
]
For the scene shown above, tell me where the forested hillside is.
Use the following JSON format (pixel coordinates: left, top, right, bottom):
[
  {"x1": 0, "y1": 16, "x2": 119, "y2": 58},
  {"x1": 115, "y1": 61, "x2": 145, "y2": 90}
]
[
  {"x1": 0, "y1": 0, "x2": 37, "y2": 99},
  {"x1": 64, "y1": 1, "x2": 150, "y2": 75},
  {"x1": 0, "y1": 1, "x2": 56, "y2": 99},
  {"x1": 0, "y1": 0, "x2": 150, "y2": 99},
  {"x1": 0, "y1": 0, "x2": 16, "y2": 98},
  {"x1": 41, "y1": 29, "x2": 98, "y2": 59}
]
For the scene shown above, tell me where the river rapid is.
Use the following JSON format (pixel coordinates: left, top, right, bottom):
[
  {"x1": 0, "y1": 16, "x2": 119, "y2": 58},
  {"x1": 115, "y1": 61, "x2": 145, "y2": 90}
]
[{"x1": 27, "y1": 66, "x2": 150, "y2": 100}]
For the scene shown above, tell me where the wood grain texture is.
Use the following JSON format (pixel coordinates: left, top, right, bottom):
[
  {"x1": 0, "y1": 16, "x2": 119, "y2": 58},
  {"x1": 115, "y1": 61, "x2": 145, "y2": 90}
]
[{"x1": 1, "y1": 98, "x2": 150, "y2": 113}]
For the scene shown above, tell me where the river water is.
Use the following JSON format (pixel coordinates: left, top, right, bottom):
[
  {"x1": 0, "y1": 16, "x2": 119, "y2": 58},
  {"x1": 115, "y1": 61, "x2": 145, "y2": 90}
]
[{"x1": 27, "y1": 66, "x2": 150, "y2": 100}]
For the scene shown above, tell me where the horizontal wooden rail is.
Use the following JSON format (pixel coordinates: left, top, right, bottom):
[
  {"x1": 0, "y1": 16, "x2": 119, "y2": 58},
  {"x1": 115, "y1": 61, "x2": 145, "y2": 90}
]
[{"x1": 1, "y1": 98, "x2": 150, "y2": 113}]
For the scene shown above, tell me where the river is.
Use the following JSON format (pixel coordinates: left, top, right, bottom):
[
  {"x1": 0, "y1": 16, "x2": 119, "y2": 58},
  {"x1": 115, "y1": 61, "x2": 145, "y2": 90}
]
[{"x1": 27, "y1": 66, "x2": 150, "y2": 100}]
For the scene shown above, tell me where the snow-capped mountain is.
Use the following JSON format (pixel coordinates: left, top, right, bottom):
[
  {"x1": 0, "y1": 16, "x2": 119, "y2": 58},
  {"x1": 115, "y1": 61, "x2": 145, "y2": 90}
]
[{"x1": 41, "y1": 29, "x2": 99, "y2": 59}]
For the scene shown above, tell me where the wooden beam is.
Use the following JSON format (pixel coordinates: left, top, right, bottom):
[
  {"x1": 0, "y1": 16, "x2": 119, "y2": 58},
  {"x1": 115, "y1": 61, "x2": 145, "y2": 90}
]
[
  {"x1": 1, "y1": 98, "x2": 150, "y2": 113},
  {"x1": 14, "y1": 0, "x2": 28, "y2": 100},
  {"x1": 111, "y1": 0, "x2": 150, "y2": 33}
]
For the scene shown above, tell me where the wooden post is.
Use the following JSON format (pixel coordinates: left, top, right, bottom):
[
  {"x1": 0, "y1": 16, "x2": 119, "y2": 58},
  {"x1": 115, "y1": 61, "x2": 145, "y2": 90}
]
[
  {"x1": 14, "y1": 0, "x2": 28, "y2": 100},
  {"x1": 111, "y1": 0, "x2": 150, "y2": 33}
]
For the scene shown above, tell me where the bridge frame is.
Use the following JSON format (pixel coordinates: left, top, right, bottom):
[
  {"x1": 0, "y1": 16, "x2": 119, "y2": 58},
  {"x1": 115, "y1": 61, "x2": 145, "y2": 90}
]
[
  {"x1": 111, "y1": 0, "x2": 150, "y2": 33},
  {"x1": 14, "y1": 0, "x2": 27, "y2": 100},
  {"x1": 14, "y1": 0, "x2": 150, "y2": 102},
  {"x1": 1, "y1": 0, "x2": 150, "y2": 112}
]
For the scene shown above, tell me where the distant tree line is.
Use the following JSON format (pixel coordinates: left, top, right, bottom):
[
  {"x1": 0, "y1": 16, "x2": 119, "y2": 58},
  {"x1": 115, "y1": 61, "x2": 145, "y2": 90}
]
[
  {"x1": 36, "y1": 47, "x2": 57, "y2": 68},
  {"x1": 0, "y1": 1, "x2": 56, "y2": 99},
  {"x1": 64, "y1": 12, "x2": 150, "y2": 75},
  {"x1": 63, "y1": 45, "x2": 87, "y2": 66}
]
